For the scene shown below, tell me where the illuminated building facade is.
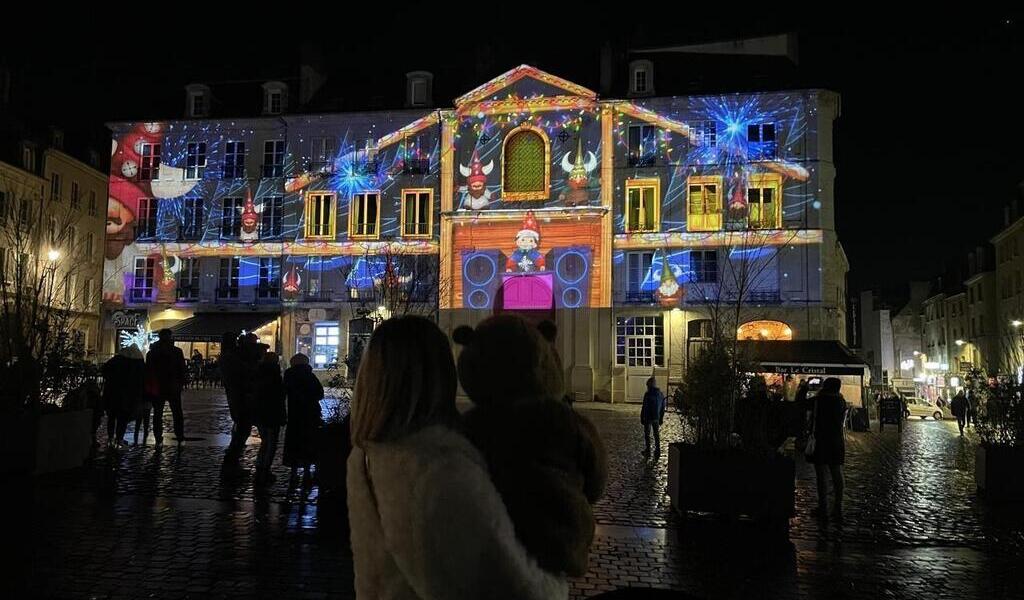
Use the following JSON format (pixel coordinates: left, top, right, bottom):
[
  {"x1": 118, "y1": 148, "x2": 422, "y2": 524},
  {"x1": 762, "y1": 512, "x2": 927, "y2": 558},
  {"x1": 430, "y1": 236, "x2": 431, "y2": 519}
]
[{"x1": 102, "y1": 65, "x2": 847, "y2": 400}]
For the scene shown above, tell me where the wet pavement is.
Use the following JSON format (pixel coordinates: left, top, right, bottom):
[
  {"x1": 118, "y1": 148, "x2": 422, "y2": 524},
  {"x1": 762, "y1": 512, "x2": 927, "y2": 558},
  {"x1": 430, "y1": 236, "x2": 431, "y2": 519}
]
[{"x1": 19, "y1": 390, "x2": 1024, "y2": 599}]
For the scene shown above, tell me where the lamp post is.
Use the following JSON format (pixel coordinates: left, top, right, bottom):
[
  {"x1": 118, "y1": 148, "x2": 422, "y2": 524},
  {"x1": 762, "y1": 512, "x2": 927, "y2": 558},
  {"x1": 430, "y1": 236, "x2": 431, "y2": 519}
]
[{"x1": 45, "y1": 248, "x2": 61, "y2": 305}]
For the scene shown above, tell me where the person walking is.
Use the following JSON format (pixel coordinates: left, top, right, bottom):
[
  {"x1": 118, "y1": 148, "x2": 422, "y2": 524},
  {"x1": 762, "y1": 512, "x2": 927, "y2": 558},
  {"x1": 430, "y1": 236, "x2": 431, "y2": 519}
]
[
  {"x1": 951, "y1": 390, "x2": 969, "y2": 436},
  {"x1": 254, "y1": 351, "x2": 287, "y2": 485},
  {"x1": 219, "y1": 332, "x2": 253, "y2": 461},
  {"x1": 640, "y1": 376, "x2": 667, "y2": 457},
  {"x1": 101, "y1": 345, "x2": 146, "y2": 448},
  {"x1": 146, "y1": 329, "x2": 188, "y2": 445},
  {"x1": 807, "y1": 377, "x2": 847, "y2": 522},
  {"x1": 283, "y1": 353, "x2": 324, "y2": 489}
]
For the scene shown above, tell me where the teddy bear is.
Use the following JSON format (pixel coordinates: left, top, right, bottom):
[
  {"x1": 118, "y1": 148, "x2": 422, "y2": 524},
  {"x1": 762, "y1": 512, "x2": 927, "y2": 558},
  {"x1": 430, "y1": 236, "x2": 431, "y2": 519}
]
[{"x1": 453, "y1": 314, "x2": 608, "y2": 576}]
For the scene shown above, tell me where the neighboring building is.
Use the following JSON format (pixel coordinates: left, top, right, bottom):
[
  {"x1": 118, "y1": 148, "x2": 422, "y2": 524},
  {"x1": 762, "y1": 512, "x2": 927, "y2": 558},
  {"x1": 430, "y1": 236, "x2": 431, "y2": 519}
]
[
  {"x1": 858, "y1": 289, "x2": 895, "y2": 386},
  {"x1": 891, "y1": 281, "x2": 930, "y2": 381},
  {"x1": 858, "y1": 281, "x2": 928, "y2": 390},
  {"x1": 992, "y1": 208, "x2": 1024, "y2": 375},
  {"x1": 1, "y1": 124, "x2": 107, "y2": 357},
  {"x1": 102, "y1": 64, "x2": 847, "y2": 401}
]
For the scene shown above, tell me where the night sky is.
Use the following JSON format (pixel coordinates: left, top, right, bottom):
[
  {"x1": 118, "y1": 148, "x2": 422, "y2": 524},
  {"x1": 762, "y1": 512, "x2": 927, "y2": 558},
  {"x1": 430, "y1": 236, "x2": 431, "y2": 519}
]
[{"x1": 4, "y1": 12, "x2": 1022, "y2": 295}]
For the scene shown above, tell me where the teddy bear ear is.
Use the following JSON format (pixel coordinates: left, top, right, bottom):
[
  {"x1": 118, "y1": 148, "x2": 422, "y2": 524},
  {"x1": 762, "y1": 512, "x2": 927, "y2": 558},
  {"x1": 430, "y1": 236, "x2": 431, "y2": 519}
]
[
  {"x1": 536, "y1": 320, "x2": 557, "y2": 343},
  {"x1": 452, "y1": 325, "x2": 476, "y2": 345}
]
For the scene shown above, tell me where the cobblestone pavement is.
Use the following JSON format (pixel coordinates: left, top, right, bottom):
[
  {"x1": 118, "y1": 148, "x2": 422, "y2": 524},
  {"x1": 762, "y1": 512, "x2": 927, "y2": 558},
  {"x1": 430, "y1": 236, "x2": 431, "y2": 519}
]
[{"x1": 19, "y1": 391, "x2": 1024, "y2": 599}]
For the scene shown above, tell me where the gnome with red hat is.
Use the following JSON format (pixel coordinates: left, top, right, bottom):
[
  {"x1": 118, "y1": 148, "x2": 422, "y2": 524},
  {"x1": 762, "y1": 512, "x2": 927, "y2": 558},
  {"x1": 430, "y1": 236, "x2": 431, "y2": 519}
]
[
  {"x1": 506, "y1": 211, "x2": 546, "y2": 273},
  {"x1": 458, "y1": 149, "x2": 495, "y2": 209}
]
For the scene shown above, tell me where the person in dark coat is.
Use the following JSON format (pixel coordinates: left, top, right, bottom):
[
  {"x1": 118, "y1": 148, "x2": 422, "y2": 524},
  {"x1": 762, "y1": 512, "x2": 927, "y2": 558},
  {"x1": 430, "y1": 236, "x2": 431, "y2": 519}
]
[
  {"x1": 101, "y1": 345, "x2": 145, "y2": 448},
  {"x1": 640, "y1": 377, "x2": 667, "y2": 457},
  {"x1": 145, "y1": 329, "x2": 187, "y2": 445},
  {"x1": 218, "y1": 331, "x2": 252, "y2": 460},
  {"x1": 807, "y1": 377, "x2": 848, "y2": 522},
  {"x1": 254, "y1": 352, "x2": 287, "y2": 485},
  {"x1": 283, "y1": 353, "x2": 324, "y2": 489},
  {"x1": 950, "y1": 390, "x2": 969, "y2": 436}
]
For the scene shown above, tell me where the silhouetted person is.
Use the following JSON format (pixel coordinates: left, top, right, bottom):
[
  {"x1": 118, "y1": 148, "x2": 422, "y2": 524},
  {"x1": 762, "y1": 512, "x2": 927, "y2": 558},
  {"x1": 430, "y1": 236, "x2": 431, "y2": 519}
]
[
  {"x1": 808, "y1": 377, "x2": 847, "y2": 522},
  {"x1": 146, "y1": 329, "x2": 187, "y2": 445},
  {"x1": 219, "y1": 332, "x2": 251, "y2": 460},
  {"x1": 951, "y1": 390, "x2": 969, "y2": 436},
  {"x1": 254, "y1": 352, "x2": 286, "y2": 485},
  {"x1": 283, "y1": 353, "x2": 324, "y2": 489},
  {"x1": 640, "y1": 376, "x2": 666, "y2": 457},
  {"x1": 101, "y1": 345, "x2": 145, "y2": 448}
]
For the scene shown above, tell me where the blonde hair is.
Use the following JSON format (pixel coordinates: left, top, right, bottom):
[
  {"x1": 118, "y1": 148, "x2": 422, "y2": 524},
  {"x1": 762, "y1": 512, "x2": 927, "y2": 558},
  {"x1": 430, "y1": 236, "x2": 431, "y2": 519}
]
[{"x1": 350, "y1": 316, "x2": 458, "y2": 447}]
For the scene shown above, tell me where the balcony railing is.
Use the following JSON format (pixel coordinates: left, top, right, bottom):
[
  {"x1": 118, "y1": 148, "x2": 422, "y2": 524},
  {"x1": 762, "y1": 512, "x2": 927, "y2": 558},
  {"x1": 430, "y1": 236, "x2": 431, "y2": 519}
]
[
  {"x1": 302, "y1": 289, "x2": 334, "y2": 302},
  {"x1": 622, "y1": 290, "x2": 656, "y2": 304},
  {"x1": 216, "y1": 286, "x2": 240, "y2": 300},
  {"x1": 176, "y1": 285, "x2": 200, "y2": 302},
  {"x1": 257, "y1": 284, "x2": 281, "y2": 300},
  {"x1": 128, "y1": 288, "x2": 154, "y2": 302}
]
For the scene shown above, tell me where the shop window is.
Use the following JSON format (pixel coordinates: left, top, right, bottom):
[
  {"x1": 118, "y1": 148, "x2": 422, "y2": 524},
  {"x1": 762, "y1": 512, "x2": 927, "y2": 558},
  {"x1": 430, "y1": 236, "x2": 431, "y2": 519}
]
[
  {"x1": 747, "y1": 173, "x2": 782, "y2": 229},
  {"x1": 687, "y1": 175, "x2": 722, "y2": 232},
  {"x1": 737, "y1": 320, "x2": 793, "y2": 341},
  {"x1": 502, "y1": 125, "x2": 549, "y2": 201},
  {"x1": 313, "y1": 322, "x2": 340, "y2": 368},
  {"x1": 625, "y1": 179, "x2": 660, "y2": 233}
]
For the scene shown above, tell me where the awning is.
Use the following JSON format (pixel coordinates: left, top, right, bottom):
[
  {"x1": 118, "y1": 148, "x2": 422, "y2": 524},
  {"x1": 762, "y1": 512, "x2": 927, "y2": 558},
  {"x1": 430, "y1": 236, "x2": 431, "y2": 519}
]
[
  {"x1": 167, "y1": 312, "x2": 280, "y2": 342},
  {"x1": 738, "y1": 340, "x2": 868, "y2": 376}
]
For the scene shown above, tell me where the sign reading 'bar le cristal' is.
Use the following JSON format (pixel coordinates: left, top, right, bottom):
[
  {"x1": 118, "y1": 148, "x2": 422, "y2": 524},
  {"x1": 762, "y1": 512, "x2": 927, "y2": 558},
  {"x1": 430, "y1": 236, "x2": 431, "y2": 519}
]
[
  {"x1": 108, "y1": 309, "x2": 147, "y2": 330},
  {"x1": 757, "y1": 364, "x2": 866, "y2": 376}
]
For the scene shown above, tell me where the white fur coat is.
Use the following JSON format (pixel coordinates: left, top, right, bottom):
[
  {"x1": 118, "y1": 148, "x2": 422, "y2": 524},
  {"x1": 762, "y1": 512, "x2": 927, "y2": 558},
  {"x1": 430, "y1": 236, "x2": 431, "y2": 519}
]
[{"x1": 347, "y1": 424, "x2": 569, "y2": 600}]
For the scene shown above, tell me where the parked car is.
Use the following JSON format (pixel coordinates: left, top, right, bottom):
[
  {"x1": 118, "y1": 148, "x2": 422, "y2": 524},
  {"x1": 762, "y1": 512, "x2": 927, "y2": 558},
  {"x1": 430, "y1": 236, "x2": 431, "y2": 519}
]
[{"x1": 903, "y1": 396, "x2": 946, "y2": 420}]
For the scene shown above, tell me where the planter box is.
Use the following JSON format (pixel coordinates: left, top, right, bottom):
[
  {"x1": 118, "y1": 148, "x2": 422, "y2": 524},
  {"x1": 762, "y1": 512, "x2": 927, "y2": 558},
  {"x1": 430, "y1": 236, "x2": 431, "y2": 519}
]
[
  {"x1": 976, "y1": 445, "x2": 1024, "y2": 502},
  {"x1": 668, "y1": 442, "x2": 795, "y2": 525},
  {"x1": 1, "y1": 408, "x2": 94, "y2": 475}
]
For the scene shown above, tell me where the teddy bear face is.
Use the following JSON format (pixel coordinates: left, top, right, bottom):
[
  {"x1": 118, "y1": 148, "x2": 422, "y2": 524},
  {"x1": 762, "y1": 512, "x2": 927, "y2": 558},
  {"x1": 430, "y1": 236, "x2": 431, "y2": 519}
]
[{"x1": 453, "y1": 315, "x2": 563, "y2": 407}]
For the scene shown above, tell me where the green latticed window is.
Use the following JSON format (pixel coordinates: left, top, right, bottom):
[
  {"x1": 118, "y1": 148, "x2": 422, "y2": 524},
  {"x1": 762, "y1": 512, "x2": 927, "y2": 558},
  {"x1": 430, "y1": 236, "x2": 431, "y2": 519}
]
[{"x1": 503, "y1": 128, "x2": 548, "y2": 200}]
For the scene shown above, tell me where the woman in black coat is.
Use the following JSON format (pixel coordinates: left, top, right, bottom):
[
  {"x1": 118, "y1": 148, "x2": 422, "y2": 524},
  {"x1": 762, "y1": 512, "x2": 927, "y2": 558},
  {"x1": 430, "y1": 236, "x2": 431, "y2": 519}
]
[
  {"x1": 807, "y1": 377, "x2": 847, "y2": 522},
  {"x1": 253, "y1": 352, "x2": 287, "y2": 485},
  {"x1": 283, "y1": 353, "x2": 324, "y2": 489}
]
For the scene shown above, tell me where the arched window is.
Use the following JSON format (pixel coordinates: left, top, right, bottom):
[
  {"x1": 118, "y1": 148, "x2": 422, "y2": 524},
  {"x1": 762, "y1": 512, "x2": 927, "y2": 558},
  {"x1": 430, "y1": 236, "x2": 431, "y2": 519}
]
[
  {"x1": 737, "y1": 320, "x2": 793, "y2": 341},
  {"x1": 502, "y1": 124, "x2": 550, "y2": 201}
]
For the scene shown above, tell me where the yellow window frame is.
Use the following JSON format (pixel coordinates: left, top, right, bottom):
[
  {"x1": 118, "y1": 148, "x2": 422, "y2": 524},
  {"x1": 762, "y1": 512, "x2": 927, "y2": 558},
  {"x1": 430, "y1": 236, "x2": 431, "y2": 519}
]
[
  {"x1": 747, "y1": 172, "x2": 783, "y2": 229},
  {"x1": 400, "y1": 188, "x2": 433, "y2": 239},
  {"x1": 349, "y1": 191, "x2": 381, "y2": 240},
  {"x1": 501, "y1": 123, "x2": 550, "y2": 201},
  {"x1": 304, "y1": 192, "x2": 336, "y2": 239},
  {"x1": 687, "y1": 175, "x2": 723, "y2": 232},
  {"x1": 624, "y1": 178, "x2": 660, "y2": 233}
]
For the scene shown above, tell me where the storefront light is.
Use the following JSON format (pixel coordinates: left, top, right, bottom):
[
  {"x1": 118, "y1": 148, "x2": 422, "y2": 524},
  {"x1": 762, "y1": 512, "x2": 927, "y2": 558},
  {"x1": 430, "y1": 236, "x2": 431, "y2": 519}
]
[{"x1": 924, "y1": 361, "x2": 941, "y2": 370}]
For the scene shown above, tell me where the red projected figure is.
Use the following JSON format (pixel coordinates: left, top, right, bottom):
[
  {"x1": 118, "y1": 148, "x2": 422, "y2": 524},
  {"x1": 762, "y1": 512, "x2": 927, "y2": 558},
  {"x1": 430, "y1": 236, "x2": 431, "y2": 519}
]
[{"x1": 506, "y1": 211, "x2": 546, "y2": 273}]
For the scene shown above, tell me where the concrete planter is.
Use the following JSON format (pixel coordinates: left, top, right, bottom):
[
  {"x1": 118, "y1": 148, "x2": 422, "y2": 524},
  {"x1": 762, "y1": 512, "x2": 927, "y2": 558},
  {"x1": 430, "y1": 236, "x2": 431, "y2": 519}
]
[
  {"x1": 976, "y1": 445, "x2": 1024, "y2": 502},
  {"x1": 668, "y1": 442, "x2": 795, "y2": 530}
]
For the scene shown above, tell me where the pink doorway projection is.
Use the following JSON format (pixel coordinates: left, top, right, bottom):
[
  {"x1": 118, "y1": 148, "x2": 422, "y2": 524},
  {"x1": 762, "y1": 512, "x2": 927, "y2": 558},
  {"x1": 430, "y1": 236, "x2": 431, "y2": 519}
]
[{"x1": 502, "y1": 273, "x2": 553, "y2": 310}]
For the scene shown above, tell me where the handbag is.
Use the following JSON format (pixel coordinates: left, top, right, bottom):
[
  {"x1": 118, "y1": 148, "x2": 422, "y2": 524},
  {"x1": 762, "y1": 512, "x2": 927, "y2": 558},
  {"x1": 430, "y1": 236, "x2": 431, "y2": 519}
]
[{"x1": 804, "y1": 398, "x2": 817, "y2": 458}]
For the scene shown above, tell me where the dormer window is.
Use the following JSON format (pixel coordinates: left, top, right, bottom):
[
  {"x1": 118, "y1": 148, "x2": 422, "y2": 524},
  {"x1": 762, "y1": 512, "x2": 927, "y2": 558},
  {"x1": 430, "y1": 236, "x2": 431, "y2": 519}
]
[
  {"x1": 262, "y1": 81, "x2": 288, "y2": 115},
  {"x1": 405, "y1": 71, "x2": 433, "y2": 108},
  {"x1": 185, "y1": 83, "x2": 211, "y2": 117},
  {"x1": 628, "y1": 60, "x2": 654, "y2": 97},
  {"x1": 51, "y1": 128, "x2": 64, "y2": 151}
]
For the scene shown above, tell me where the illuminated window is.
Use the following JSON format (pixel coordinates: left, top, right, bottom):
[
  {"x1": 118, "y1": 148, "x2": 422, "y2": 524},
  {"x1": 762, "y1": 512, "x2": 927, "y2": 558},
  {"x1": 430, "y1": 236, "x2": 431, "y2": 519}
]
[
  {"x1": 627, "y1": 125, "x2": 657, "y2": 167},
  {"x1": 263, "y1": 140, "x2": 285, "y2": 177},
  {"x1": 615, "y1": 315, "x2": 664, "y2": 367},
  {"x1": 182, "y1": 198, "x2": 204, "y2": 239},
  {"x1": 261, "y1": 196, "x2": 283, "y2": 237},
  {"x1": 305, "y1": 193, "x2": 335, "y2": 239},
  {"x1": 217, "y1": 257, "x2": 240, "y2": 299},
  {"x1": 502, "y1": 125, "x2": 549, "y2": 201},
  {"x1": 625, "y1": 179, "x2": 660, "y2": 233},
  {"x1": 747, "y1": 123, "x2": 777, "y2": 160},
  {"x1": 222, "y1": 142, "x2": 246, "y2": 179},
  {"x1": 140, "y1": 143, "x2": 161, "y2": 180},
  {"x1": 220, "y1": 197, "x2": 243, "y2": 238},
  {"x1": 50, "y1": 173, "x2": 62, "y2": 201},
  {"x1": 691, "y1": 250, "x2": 718, "y2": 283},
  {"x1": 137, "y1": 198, "x2": 158, "y2": 238},
  {"x1": 747, "y1": 173, "x2": 782, "y2": 229},
  {"x1": 687, "y1": 175, "x2": 723, "y2": 232},
  {"x1": 185, "y1": 142, "x2": 206, "y2": 180},
  {"x1": 70, "y1": 181, "x2": 80, "y2": 209},
  {"x1": 349, "y1": 192, "x2": 380, "y2": 239},
  {"x1": 313, "y1": 322, "x2": 340, "y2": 368},
  {"x1": 401, "y1": 189, "x2": 432, "y2": 238},
  {"x1": 737, "y1": 320, "x2": 793, "y2": 340},
  {"x1": 132, "y1": 257, "x2": 155, "y2": 301}
]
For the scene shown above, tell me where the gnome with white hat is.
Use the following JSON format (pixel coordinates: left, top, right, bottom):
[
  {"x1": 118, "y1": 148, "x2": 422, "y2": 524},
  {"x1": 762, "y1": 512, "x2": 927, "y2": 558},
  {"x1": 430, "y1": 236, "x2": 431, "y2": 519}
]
[{"x1": 505, "y1": 211, "x2": 546, "y2": 273}]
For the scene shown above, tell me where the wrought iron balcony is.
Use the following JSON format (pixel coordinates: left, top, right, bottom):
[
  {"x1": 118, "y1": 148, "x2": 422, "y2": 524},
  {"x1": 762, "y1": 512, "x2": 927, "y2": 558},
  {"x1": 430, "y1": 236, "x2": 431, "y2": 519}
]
[
  {"x1": 176, "y1": 285, "x2": 200, "y2": 302},
  {"x1": 215, "y1": 286, "x2": 240, "y2": 300},
  {"x1": 128, "y1": 288, "x2": 154, "y2": 302},
  {"x1": 301, "y1": 289, "x2": 334, "y2": 302},
  {"x1": 622, "y1": 290, "x2": 657, "y2": 304},
  {"x1": 257, "y1": 284, "x2": 281, "y2": 300}
]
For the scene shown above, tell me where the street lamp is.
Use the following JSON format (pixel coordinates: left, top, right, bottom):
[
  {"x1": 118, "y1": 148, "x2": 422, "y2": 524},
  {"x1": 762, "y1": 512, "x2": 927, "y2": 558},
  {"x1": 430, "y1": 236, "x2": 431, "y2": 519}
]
[
  {"x1": 1013, "y1": 320, "x2": 1023, "y2": 328},
  {"x1": 955, "y1": 339, "x2": 965, "y2": 346},
  {"x1": 47, "y1": 248, "x2": 61, "y2": 262}
]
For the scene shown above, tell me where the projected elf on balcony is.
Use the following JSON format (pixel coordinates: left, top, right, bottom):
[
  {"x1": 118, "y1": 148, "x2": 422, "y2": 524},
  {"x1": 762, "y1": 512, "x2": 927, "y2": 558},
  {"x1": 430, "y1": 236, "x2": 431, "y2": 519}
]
[{"x1": 459, "y1": 211, "x2": 594, "y2": 311}]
